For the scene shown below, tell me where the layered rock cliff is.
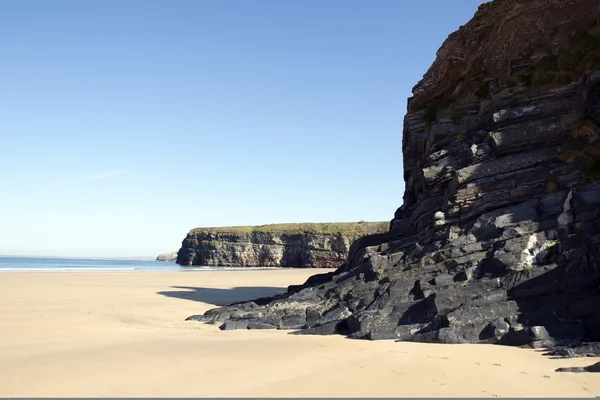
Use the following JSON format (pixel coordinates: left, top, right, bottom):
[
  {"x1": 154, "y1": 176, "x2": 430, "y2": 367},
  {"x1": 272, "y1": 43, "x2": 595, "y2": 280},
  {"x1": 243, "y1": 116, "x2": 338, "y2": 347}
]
[
  {"x1": 175, "y1": 222, "x2": 389, "y2": 268},
  {"x1": 187, "y1": 0, "x2": 600, "y2": 371}
]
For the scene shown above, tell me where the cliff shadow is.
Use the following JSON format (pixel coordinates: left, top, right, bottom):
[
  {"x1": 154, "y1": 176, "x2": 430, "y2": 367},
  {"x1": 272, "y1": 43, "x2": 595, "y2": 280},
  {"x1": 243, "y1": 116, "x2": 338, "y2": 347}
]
[{"x1": 157, "y1": 285, "x2": 288, "y2": 306}]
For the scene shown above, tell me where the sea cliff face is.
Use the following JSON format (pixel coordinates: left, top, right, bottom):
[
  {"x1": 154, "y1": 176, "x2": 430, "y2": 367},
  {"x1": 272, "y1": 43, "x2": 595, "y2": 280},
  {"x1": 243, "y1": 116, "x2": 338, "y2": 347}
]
[
  {"x1": 187, "y1": 0, "x2": 600, "y2": 371},
  {"x1": 175, "y1": 223, "x2": 389, "y2": 268}
]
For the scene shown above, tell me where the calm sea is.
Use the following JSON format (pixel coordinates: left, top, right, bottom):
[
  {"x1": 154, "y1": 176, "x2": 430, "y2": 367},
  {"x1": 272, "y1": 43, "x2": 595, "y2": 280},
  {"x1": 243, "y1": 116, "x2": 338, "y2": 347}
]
[{"x1": 0, "y1": 257, "x2": 276, "y2": 272}]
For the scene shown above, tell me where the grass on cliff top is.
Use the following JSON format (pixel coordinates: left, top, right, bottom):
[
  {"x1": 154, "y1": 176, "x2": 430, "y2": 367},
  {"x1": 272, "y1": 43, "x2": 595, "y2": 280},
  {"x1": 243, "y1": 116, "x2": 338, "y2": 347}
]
[
  {"x1": 504, "y1": 30, "x2": 600, "y2": 90},
  {"x1": 189, "y1": 221, "x2": 389, "y2": 236}
]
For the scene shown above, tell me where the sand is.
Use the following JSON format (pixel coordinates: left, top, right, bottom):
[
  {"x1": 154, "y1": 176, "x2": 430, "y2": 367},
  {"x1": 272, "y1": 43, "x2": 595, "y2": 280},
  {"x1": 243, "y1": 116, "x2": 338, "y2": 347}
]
[{"x1": 0, "y1": 269, "x2": 598, "y2": 398}]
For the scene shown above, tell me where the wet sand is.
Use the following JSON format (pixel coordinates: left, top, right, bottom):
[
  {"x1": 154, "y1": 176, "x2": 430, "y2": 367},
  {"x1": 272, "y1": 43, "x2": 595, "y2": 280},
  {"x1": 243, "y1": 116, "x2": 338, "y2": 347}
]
[{"x1": 0, "y1": 269, "x2": 598, "y2": 398}]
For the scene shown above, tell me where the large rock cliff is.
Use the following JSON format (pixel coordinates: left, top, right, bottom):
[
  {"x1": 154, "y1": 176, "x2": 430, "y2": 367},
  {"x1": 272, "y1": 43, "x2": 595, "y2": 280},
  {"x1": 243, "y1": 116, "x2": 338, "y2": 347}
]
[
  {"x1": 187, "y1": 0, "x2": 600, "y2": 371},
  {"x1": 175, "y1": 223, "x2": 389, "y2": 268}
]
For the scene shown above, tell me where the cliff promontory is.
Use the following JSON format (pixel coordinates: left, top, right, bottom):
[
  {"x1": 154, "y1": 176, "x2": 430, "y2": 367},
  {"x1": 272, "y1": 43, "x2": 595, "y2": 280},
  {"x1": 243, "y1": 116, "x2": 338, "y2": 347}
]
[
  {"x1": 156, "y1": 252, "x2": 178, "y2": 262},
  {"x1": 175, "y1": 222, "x2": 389, "y2": 268},
  {"x1": 187, "y1": 0, "x2": 600, "y2": 372}
]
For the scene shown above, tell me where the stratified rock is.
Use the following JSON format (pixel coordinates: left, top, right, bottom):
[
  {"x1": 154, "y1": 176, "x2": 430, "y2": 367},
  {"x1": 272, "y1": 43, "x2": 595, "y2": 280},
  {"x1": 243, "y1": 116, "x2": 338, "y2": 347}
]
[
  {"x1": 175, "y1": 222, "x2": 388, "y2": 268},
  {"x1": 186, "y1": 0, "x2": 600, "y2": 372},
  {"x1": 156, "y1": 251, "x2": 178, "y2": 262}
]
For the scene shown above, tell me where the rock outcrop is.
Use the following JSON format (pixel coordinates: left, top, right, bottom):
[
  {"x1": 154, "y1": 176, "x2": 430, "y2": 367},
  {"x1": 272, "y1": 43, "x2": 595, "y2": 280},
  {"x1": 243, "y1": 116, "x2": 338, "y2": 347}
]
[
  {"x1": 175, "y1": 222, "x2": 389, "y2": 268},
  {"x1": 186, "y1": 0, "x2": 600, "y2": 372},
  {"x1": 156, "y1": 252, "x2": 178, "y2": 262}
]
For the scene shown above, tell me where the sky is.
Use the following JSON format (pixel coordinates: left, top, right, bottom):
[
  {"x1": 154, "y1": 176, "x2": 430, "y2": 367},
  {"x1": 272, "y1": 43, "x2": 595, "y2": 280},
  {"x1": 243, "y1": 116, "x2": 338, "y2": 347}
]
[{"x1": 0, "y1": 0, "x2": 484, "y2": 258}]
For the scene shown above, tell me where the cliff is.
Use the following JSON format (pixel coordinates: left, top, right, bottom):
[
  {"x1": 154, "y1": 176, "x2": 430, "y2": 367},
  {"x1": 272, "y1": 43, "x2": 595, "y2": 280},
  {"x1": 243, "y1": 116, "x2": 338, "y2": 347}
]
[
  {"x1": 187, "y1": 0, "x2": 600, "y2": 372},
  {"x1": 156, "y1": 252, "x2": 178, "y2": 262},
  {"x1": 175, "y1": 222, "x2": 389, "y2": 268}
]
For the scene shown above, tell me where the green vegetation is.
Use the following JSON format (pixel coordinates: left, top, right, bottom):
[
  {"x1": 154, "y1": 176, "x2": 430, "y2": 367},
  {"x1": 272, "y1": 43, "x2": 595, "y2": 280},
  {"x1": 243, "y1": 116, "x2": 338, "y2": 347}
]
[
  {"x1": 376, "y1": 269, "x2": 385, "y2": 280},
  {"x1": 423, "y1": 97, "x2": 456, "y2": 126},
  {"x1": 538, "y1": 241, "x2": 558, "y2": 252},
  {"x1": 189, "y1": 222, "x2": 390, "y2": 237},
  {"x1": 504, "y1": 30, "x2": 600, "y2": 90}
]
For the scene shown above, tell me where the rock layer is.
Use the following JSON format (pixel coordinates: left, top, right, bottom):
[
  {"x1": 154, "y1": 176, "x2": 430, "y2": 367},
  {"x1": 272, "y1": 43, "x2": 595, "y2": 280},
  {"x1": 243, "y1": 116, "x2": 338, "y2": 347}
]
[
  {"x1": 187, "y1": 0, "x2": 600, "y2": 371},
  {"x1": 176, "y1": 223, "x2": 388, "y2": 268}
]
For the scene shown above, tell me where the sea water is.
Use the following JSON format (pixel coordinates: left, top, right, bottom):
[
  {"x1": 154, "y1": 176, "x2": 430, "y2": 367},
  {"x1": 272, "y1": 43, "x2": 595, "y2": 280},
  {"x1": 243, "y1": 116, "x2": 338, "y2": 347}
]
[{"x1": 0, "y1": 257, "x2": 280, "y2": 272}]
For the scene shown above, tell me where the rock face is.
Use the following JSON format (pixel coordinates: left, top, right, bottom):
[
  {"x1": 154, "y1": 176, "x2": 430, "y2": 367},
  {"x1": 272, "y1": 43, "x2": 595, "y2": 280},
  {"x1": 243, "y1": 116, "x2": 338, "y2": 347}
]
[
  {"x1": 175, "y1": 222, "x2": 389, "y2": 268},
  {"x1": 156, "y1": 252, "x2": 178, "y2": 262},
  {"x1": 187, "y1": 0, "x2": 600, "y2": 371}
]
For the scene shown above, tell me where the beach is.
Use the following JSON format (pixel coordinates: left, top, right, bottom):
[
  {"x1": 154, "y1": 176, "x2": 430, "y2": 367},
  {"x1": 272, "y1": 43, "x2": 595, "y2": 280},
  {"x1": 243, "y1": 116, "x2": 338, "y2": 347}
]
[{"x1": 0, "y1": 269, "x2": 598, "y2": 398}]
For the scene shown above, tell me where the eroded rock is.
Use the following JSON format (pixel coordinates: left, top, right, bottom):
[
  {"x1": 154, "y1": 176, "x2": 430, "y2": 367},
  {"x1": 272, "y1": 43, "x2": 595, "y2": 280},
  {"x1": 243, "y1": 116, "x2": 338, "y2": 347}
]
[{"x1": 185, "y1": 0, "x2": 600, "y2": 373}]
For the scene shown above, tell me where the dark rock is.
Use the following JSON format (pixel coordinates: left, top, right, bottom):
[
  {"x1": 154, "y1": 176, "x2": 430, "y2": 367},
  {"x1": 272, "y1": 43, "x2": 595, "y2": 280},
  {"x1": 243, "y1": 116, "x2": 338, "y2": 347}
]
[
  {"x1": 219, "y1": 321, "x2": 248, "y2": 331},
  {"x1": 294, "y1": 320, "x2": 343, "y2": 335},
  {"x1": 305, "y1": 308, "x2": 323, "y2": 325},
  {"x1": 547, "y1": 342, "x2": 600, "y2": 358},
  {"x1": 183, "y1": 1, "x2": 600, "y2": 356},
  {"x1": 315, "y1": 307, "x2": 352, "y2": 325},
  {"x1": 279, "y1": 314, "x2": 307, "y2": 330},
  {"x1": 247, "y1": 323, "x2": 277, "y2": 330},
  {"x1": 556, "y1": 361, "x2": 600, "y2": 373},
  {"x1": 499, "y1": 329, "x2": 533, "y2": 346}
]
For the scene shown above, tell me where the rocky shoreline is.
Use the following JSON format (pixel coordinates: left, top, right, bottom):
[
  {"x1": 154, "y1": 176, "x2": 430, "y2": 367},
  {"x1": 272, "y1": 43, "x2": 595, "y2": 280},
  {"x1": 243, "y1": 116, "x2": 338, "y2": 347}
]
[{"x1": 186, "y1": 0, "x2": 600, "y2": 372}]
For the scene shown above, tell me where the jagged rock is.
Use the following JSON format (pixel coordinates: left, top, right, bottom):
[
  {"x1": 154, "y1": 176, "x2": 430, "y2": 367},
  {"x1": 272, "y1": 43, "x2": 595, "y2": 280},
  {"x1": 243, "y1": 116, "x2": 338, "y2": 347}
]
[
  {"x1": 185, "y1": 0, "x2": 600, "y2": 373},
  {"x1": 175, "y1": 222, "x2": 388, "y2": 267}
]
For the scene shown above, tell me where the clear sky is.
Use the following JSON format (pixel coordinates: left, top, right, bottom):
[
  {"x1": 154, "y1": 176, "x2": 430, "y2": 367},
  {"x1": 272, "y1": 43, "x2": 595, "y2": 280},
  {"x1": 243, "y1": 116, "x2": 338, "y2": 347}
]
[{"x1": 0, "y1": 0, "x2": 483, "y2": 258}]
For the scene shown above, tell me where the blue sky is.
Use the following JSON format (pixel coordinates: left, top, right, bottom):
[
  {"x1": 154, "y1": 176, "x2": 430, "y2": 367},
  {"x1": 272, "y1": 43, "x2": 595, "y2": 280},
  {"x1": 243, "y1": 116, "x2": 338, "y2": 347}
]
[{"x1": 0, "y1": 0, "x2": 483, "y2": 258}]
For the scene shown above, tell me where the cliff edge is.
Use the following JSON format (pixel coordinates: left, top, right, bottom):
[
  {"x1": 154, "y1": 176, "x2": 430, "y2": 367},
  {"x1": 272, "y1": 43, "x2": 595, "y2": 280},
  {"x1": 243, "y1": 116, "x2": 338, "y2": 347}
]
[
  {"x1": 175, "y1": 222, "x2": 389, "y2": 268},
  {"x1": 187, "y1": 0, "x2": 600, "y2": 371}
]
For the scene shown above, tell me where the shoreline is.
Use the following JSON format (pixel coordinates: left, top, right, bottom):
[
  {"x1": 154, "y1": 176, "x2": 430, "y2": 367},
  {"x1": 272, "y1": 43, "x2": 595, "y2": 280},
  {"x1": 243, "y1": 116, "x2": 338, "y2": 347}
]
[
  {"x1": 0, "y1": 266, "x2": 323, "y2": 273},
  {"x1": 1, "y1": 269, "x2": 598, "y2": 397}
]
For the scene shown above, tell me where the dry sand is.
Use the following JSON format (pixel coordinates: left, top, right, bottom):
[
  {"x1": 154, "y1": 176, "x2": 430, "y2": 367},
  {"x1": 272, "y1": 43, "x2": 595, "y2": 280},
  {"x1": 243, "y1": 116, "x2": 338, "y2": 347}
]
[{"x1": 0, "y1": 269, "x2": 598, "y2": 398}]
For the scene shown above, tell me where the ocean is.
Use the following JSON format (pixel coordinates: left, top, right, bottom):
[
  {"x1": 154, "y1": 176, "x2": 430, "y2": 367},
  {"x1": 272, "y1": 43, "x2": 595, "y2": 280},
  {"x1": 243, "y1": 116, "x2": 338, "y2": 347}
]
[{"x1": 0, "y1": 257, "x2": 279, "y2": 272}]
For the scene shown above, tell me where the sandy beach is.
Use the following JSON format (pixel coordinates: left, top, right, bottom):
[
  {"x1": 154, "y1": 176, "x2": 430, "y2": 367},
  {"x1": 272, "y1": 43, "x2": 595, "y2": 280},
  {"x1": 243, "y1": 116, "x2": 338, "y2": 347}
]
[{"x1": 0, "y1": 269, "x2": 598, "y2": 398}]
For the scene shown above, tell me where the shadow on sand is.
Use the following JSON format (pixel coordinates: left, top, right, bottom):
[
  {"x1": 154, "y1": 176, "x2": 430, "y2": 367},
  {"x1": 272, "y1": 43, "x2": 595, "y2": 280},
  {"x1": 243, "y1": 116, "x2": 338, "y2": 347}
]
[{"x1": 157, "y1": 286, "x2": 287, "y2": 306}]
